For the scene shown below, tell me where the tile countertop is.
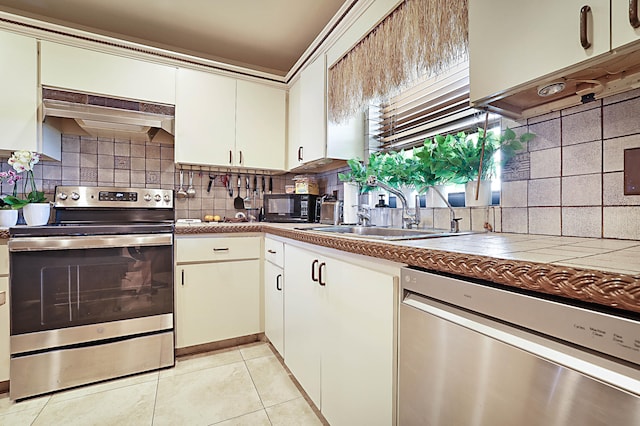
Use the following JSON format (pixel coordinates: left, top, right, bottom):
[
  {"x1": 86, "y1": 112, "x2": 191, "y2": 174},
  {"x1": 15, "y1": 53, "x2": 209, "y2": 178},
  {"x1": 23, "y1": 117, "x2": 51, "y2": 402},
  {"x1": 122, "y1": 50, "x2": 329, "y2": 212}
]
[{"x1": 175, "y1": 222, "x2": 640, "y2": 315}]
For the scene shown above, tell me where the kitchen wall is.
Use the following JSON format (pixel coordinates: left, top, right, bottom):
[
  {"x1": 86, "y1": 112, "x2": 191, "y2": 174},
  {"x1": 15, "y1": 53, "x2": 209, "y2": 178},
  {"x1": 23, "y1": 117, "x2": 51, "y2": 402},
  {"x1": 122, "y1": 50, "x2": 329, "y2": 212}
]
[
  {"x1": 3, "y1": 86, "x2": 637, "y2": 234},
  {"x1": 501, "y1": 87, "x2": 640, "y2": 240},
  {"x1": 0, "y1": 135, "x2": 291, "y2": 222},
  {"x1": 316, "y1": 88, "x2": 640, "y2": 238}
]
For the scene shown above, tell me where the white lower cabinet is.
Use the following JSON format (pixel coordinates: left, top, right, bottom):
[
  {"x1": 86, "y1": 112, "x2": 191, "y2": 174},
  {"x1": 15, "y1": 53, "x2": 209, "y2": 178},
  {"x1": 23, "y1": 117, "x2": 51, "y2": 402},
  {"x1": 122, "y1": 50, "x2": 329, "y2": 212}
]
[
  {"x1": 175, "y1": 235, "x2": 262, "y2": 349},
  {"x1": 264, "y1": 237, "x2": 285, "y2": 356},
  {"x1": 264, "y1": 259, "x2": 284, "y2": 355},
  {"x1": 0, "y1": 241, "x2": 9, "y2": 382},
  {"x1": 0, "y1": 276, "x2": 8, "y2": 383},
  {"x1": 284, "y1": 242, "x2": 399, "y2": 426}
]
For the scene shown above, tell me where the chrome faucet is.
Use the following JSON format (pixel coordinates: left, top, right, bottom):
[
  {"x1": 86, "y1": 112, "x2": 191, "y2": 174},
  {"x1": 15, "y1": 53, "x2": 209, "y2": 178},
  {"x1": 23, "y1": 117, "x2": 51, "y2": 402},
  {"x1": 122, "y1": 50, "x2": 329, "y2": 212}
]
[
  {"x1": 366, "y1": 176, "x2": 420, "y2": 229},
  {"x1": 357, "y1": 206, "x2": 371, "y2": 227},
  {"x1": 430, "y1": 186, "x2": 462, "y2": 233}
]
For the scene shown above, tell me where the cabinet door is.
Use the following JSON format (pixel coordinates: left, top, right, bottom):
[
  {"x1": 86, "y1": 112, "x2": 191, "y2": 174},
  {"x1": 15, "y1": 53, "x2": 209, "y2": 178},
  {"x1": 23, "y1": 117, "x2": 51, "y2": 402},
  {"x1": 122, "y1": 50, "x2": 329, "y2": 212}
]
[
  {"x1": 326, "y1": 112, "x2": 365, "y2": 160},
  {"x1": 0, "y1": 30, "x2": 38, "y2": 155},
  {"x1": 612, "y1": 0, "x2": 640, "y2": 49},
  {"x1": 0, "y1": 276, "x2": 8, "y2": 382},
  {"x1": 283, "y1": 244, "x2": 323, "y2": 407},
  {"x1": 287, "y1": 78, "x2": 302, "y2": 169},
  {"x1": 298, "y1": 54, "x2": 327, "y2": 164},
  {"x1": 236, "y1": 80, "x2": 286, "y2": 170},
  {"x1": 40, "y1": 41, "x2": 176, "y2": 104},
  {"x1": 321, "y1": 257, "x2": 397, "y2": 426},
  {"x1": 469, "y1": 0, "x2": 610, "y2": 103},
  {"x1": 175, "y1": 68, "x2": 237, "y2": 166},
  {"x1": 264, "y1": 260, "x2": 284, "y2": 356},
  {"x1": 175, "y1": 259, "x2": 260, "y2": 348}
]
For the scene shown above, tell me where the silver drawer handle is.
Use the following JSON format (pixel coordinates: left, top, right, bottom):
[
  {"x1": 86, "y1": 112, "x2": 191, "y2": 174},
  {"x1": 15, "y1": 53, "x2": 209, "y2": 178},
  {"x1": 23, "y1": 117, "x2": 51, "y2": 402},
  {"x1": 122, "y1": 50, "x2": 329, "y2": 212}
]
[
  {"x1": 0, "y1": 291, "x2": 5, "y2": 306},
  {"x1": 213, "y1": 248, "x2": 230, "y2": 252}
]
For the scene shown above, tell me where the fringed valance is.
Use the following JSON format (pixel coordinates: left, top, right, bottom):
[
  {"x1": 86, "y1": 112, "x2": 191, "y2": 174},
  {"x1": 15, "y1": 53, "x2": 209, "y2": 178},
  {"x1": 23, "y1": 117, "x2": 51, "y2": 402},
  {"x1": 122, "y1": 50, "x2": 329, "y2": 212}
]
[{"x1": 328, "y1": 0, "x2": 468, "y2": 123}]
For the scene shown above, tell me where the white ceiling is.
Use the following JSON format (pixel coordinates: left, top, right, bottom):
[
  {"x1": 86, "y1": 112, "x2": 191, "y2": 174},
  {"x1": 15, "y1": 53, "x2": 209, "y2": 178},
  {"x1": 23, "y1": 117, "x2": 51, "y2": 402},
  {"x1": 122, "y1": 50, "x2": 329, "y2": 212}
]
[{"x1": 0, "y1": 0, "x2": 348, "y2": 76}]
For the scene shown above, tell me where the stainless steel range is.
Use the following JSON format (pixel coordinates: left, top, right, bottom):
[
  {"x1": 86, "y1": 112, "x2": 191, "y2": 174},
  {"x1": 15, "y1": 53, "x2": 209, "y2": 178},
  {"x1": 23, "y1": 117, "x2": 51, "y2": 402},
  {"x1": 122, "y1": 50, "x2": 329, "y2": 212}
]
[{"x1": 8, "y1": 186, "x2": 175, "y2": 400}]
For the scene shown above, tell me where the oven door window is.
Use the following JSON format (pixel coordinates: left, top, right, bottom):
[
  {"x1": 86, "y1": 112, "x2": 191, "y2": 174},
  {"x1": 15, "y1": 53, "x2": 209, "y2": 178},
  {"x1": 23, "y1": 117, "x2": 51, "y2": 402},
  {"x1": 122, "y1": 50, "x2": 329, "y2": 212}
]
[{"x1": 10, "y1": 245, "x2": 173, "y2": 335}]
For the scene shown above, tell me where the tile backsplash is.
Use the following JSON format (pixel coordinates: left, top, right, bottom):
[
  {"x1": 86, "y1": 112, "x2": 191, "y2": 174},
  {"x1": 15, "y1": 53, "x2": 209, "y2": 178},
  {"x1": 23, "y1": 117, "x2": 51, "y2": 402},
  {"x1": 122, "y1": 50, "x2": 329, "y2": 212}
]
[
  {"x1": 0, "y1": 135, "x2": 292, "y2": 222},
  {"x1": 502, "y1": 87, "x2": 640, "y2": 240}
]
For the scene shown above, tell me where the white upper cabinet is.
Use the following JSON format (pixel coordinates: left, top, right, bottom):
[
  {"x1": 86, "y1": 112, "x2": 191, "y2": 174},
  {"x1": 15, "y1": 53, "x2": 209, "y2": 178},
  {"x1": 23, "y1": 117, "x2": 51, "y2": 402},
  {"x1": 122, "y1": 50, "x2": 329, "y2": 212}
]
[
  {"x1": 470, "y1": 0, "x2": 610, "y2": 104},
  {"x1": 175, "y1": 68, "x2": 237, "y2": 166},
  {"x1": 287, "y1": 53, "x2": 365, "y2": 169},
  {"x1": 288, "y1": 54, "x2": 327, "y2": 169},
  {"x1": 175, "y1": 67, "x2": 286, "y2": 170},
  {"x1": 40, "y1": 41, "x2": 176, "y2": 104},
  {"x1": 0, "y1": 30, "x2": 60, "y2": 160},
  {"x1": 236, "y1": 80, "x2": 286, "y2": 170},
  {"x1": 612, "y1": 0, "x2": 640, "y2": 50}
]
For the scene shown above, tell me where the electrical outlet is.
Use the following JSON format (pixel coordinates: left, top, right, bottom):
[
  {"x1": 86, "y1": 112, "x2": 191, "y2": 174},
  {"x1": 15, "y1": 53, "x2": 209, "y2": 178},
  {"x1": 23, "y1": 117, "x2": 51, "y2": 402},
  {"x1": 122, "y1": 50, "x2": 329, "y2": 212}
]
[{"x1": 624, "y1": 148, "x2": 640, "y2": 195}]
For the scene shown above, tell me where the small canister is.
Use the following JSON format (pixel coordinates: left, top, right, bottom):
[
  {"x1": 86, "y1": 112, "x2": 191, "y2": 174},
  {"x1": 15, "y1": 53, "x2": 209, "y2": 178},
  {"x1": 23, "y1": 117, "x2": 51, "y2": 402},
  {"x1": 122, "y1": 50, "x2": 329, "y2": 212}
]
[
  {"x1": 370, "y1": 194, "x2": 390, "y2": 227},
  {"x1": 370, "y1": 207, "x2": 391, "y2": 227}
]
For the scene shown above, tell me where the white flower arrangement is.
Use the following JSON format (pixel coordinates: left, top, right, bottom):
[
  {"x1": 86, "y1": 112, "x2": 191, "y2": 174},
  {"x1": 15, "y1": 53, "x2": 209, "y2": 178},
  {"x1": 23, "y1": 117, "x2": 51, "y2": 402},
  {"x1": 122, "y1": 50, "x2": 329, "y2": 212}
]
[{"x1": 1, "y1": 151, "x2": 46, "y2": 209}]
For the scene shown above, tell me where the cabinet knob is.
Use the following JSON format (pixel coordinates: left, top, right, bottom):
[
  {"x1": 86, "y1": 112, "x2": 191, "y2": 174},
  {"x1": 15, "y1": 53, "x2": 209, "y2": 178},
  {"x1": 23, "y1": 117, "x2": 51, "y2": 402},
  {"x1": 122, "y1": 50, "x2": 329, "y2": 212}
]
[
  {"x1": 580, "y1": 5, "x2": 592, "y2": 49},
  {"x1": 311, "y1": 259, "x2": 319, "y2": 282},
  {"x1": 318, "y1": 262, "x2": 326, "y2": 286},
  {"x1": 630, "y1": 0, "x2": 640, "y2": 28}
]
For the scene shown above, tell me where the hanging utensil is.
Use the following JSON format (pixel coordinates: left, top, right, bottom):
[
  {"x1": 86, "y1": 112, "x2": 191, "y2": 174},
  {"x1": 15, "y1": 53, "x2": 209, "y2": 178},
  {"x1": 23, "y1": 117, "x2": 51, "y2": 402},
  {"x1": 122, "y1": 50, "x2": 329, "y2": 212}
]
[
  {"x1": 244, "y1": 176, "x2": 251, "y2": 206},
  {"x1": 234, "y1": 175, "x2": 245, "y2": 209},
  {"x1": 207, "y1": 174, "x2": 217, "y2": 193},
  {"x1": 187, "y1": 171, "x2": 196, "y2": 198},
  {"x1": 268, "y1": 176, "x2": 273, "y2": 194},
  {"x1": 227, "y1": 174, "x2": 233, "y2": 197},
  {"x1": 261, "y1": 175, "x2": 266, "y2": 195},
  {"x1": 253, "y1": 175, "x2": 258, "y2": 196},
  {"x1": 176, "y1": 170, "x2": 187, "y2": 198}
]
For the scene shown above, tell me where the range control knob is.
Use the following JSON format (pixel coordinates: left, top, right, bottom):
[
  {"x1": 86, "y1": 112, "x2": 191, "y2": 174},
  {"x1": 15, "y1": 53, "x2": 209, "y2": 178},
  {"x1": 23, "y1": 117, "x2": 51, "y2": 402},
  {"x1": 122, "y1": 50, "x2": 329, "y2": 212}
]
[
  {"x1": 154, "y1": 194, "x2": 162, "y2": 202},
  {"x1": 163, "y1": 194, "x2": 171, "y2": 202},
  {"x1": 58, "y1": 192, "x2": 68, "y2": 200},
  {"x1": 143, "y1": 193, "x2": 152, "y2": 202},
  {"x1": 71, "y1": 192, "x2": 80, "y2": 201}
]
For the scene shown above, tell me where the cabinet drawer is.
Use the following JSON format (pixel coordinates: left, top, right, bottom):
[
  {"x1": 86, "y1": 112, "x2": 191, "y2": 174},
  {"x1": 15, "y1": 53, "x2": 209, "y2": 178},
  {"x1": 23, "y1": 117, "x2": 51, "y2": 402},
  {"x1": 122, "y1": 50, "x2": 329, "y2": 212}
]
[
  {"x1": 265, "y1": 237, "x2": 284, "y2": 268},
  {"x1": 176, "y1": 236, "x2": 261, "y2": 263}
]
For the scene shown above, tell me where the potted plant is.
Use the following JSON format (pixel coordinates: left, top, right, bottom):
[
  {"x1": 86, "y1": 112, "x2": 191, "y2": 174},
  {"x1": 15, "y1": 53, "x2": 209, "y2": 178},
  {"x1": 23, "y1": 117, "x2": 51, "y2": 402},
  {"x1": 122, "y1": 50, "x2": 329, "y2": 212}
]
[
  {"x1": 5, "y1": 151, "x2": 50, "y2": 225},
  {"x1": 340, "y1": 149, "x2": 436, "y2": 209},
  {"x1": 420, "y1": 128, "x2": 534, "y2": 206},
  {"x1": 0, "y1": 169, "x2": 25, "y2": 227}
]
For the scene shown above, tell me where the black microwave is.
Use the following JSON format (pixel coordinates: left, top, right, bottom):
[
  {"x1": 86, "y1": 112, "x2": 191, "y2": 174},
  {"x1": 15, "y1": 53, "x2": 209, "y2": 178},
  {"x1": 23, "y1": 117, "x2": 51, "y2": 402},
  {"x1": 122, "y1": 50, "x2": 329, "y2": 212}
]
[{"x1": 263, "y1": 194, "x2": 319, "y2": 223}]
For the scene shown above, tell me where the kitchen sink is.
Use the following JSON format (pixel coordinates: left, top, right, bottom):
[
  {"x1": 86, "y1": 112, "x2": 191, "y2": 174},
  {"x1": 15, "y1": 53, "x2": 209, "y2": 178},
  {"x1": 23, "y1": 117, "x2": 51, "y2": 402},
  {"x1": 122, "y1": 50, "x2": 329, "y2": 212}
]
[{"x1": 298, "y1": 225, "x2": 472, "y2": 241}]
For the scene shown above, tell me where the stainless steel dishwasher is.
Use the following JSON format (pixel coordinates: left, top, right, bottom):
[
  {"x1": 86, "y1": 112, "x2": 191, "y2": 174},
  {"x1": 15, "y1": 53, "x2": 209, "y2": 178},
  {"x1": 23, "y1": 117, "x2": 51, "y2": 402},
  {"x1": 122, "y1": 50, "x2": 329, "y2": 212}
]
[{"x1": 399, "y1": 267, "x2": 640, "y2": 426}]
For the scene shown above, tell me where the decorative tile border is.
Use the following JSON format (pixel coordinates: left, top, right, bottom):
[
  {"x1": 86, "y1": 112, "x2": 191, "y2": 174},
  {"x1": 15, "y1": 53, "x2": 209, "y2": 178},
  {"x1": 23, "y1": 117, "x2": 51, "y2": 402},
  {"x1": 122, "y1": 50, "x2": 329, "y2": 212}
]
[{"x1": 176, "y1": 224, "x2": 640, "y2": 314}]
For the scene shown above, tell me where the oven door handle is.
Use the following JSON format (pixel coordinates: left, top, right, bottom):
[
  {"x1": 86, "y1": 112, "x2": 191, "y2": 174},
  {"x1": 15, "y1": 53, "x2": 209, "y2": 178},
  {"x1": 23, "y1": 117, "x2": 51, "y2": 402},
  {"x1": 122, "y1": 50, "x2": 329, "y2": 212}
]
[{"x1": 8, "y1": 233, "x2": 173, "y2": 252}]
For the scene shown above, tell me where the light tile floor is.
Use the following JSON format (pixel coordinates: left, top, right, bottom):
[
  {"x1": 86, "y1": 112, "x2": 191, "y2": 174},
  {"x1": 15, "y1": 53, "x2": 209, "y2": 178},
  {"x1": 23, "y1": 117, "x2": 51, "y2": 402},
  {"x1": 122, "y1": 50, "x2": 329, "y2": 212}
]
[{"x1": 0, "y1": 342, "x2": 324, "y2": 426}]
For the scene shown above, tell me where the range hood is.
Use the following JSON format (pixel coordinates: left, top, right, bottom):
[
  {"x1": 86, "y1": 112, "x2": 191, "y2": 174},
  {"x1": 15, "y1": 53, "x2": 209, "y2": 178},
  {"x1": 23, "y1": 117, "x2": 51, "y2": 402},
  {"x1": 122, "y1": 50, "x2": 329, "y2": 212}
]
[{"x1": 42, "y1": 99, "x2": 175, "y2": 144}]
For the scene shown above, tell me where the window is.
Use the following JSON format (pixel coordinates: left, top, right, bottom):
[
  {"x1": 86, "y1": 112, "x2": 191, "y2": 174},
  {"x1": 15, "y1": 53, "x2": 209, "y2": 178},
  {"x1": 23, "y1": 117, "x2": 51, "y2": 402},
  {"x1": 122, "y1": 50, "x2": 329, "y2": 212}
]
[{"x1": 371, "y1": 60, "x2": 501, "y2": 152}]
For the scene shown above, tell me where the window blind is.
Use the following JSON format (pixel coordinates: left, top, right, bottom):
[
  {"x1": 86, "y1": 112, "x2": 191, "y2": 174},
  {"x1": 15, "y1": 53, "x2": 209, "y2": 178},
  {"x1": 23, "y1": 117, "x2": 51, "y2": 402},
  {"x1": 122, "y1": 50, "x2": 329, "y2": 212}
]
[{"x1": 373, "y1": 61, "x2": 500, "y2": 151}]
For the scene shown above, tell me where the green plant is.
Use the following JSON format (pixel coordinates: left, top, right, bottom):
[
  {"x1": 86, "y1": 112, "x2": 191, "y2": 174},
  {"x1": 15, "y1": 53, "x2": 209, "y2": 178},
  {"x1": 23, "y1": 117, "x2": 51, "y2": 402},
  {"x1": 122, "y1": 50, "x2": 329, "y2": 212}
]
[
  {"x1": 419, "y1": 128, "x2": 534, "y2": 184},
  {"x1": 339, "y1": 148, "x2": 440, "y2": 193}
]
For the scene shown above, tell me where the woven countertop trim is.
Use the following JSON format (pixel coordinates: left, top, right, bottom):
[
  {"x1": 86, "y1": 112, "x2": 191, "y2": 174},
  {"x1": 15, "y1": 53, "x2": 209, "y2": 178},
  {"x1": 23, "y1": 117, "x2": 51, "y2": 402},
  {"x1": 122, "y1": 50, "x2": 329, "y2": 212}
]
[{"x1": 185, "y1": 225, "x2": 640, "y2": 313}]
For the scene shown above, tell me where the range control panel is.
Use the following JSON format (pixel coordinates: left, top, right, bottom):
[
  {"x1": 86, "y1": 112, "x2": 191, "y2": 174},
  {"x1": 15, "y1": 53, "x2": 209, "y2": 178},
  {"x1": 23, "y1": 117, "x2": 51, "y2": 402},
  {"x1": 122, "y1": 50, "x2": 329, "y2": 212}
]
[{"x1": 54, "y1": 186, "x2": 173, "y2": 209}]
